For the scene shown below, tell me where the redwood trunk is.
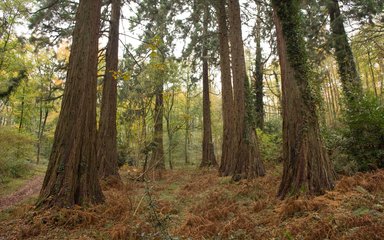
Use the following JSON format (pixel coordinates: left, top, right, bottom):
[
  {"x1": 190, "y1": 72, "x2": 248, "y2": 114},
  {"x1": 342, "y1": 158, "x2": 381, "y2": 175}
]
[
  {"x1": 273, "y1": 0, "x2": 335, "y2": 199},
  {"x1": 228, "y1": 0, "x2": 265, "y2": 179},
  {"x1": 97, "y1": 0, "x2": 121, "y2": 180},
  {"x1": 37, "y1": 0, "x2": 104, "y2": 208},
  {"x1": 215, "y1": 0, "x2": 235, "y2": 176},
  {"x1": 201, "y1": 3, "x2": 217, "y2": 168},
  {"x1": 254, "y1": 3, "x2": 264, "y2": 130}
]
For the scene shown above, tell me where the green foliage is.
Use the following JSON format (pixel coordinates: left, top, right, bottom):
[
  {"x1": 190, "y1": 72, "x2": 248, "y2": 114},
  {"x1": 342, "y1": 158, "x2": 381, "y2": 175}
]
[
  {"x1": 256, "y1": 122, "x2": 282, "y2": 163},
  {"x1": 322, "y1": 127, "x2": 358, "y2": 175},
  {"x1": 0, "y1": 127, "x2": 35, "y2": 180},
  {"x1": 343, "y1": 94, "x2": 384, "y2": 171},
  {"x1": 323, "y1": 94, "x2": 384, "y2": 173}
]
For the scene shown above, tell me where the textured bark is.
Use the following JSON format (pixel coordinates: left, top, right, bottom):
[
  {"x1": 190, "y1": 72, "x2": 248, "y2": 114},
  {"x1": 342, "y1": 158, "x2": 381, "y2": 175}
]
[
  {"x1": 254, "y1": 3, "x2": 264, "y2": 130},
  {"x1": 97, "y1": 0, "x2": 121, "y2": 180},
  {"x1": 37, "y1": 0, "x2": 104, "y2": 208},
  {"x1": 150, "y1": 83, "x2": 165, "y2": 170},
  {"x1": 201, "y1": 4, "x2": 217, "y2": 168},
  {"x1": 214, "y1": 0, "x2": 235, "y2": 176},
  {"x1": 327, "y1": 0, "x2": 362, "y2": 102},
  {"x1": 228, "y1": 0, "x2": 265, "y2": 179},
  {"x1": 273, "y1": 0, "x2": 335, "y2": 199}
]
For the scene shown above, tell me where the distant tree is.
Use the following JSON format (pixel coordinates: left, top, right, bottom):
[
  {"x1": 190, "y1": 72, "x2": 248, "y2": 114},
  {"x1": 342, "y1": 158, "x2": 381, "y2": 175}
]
[
  {"x1": 37, "y1": 0, "x2": 104, "y2": 208},
  {"x1": 29, "y1": 0, "x2": 77, "y2": 47},
  {"x1": 327, "y1": 0, "x2": 363, "y2": 103},
  {"x1": 272, "y1": 0, "x2": 335, "y2": 199},
  {"x1": 0, "y1": 0, "x2": 30, "y2": 100},
  {"x1": 97, "y1": 0, "x2": 121, "y2": 180},
  {"x1": 132, "y1": 0, "x2": 178, "y2": 171}
]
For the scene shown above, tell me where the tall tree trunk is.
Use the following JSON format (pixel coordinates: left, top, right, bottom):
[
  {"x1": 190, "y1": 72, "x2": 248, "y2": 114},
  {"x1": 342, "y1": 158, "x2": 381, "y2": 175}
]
[
  {"x1": 37, "y1": 0, "x2": 104, "y2": 208},
  {"x1": 37, "y1": 102, "x2": 49, "y2": 165},
  {"x1": 273, "y1": 0, "x2": 335, "y2": 199},
  {"x1": 254, "y1": 3, "x2": 264, "y2": 130},
  {"x1": 215, "y1": 0, "x2": 235, "y2": 176},
  {"x1": 326, "y1": 70, "x2": 338, "y2": 124},
  {"x1": 150, "y1": 83, "x2": 165, "y2": 170},
  {"x1": 97, "y1": 0, "x2": 121, "y2": 180},
  {"x1": 18, "y1": 86, "x2": 25, "y2": 132},
  {"x1": 379, "y1": 58, "x2": 384, "y2": 100},
  {"x1": 184, "y1": 72, "x2": 191, "y2": 165},
  {"x1": 165, "y1": 88, "x2": 175, "y2": 170},
  {"x1": 327, "y1": 0, "x2": 362, "y2": 103},
  {"x1": 228, "y1": 0, "x2": 265, "y2": 179},
  {"x1": 201, "y1": 3, "x2": 217, "y2": 168}
]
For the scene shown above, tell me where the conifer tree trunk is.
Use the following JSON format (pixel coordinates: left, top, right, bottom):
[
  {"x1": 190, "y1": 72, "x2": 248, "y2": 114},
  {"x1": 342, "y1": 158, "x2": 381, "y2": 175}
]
[
  {"x1": 254, "y1": 3, "x2": 264, "y2": 130},
  {"x1": 273, "y1": 0, "x2": 335, "y2": 199},
  {"x1": 97, "y1": 0, "x2": 121, "y2": 180},
  {"x1": 215, "y1": 0, "x2": 235, "y2": 176},
  {"x1": 228, "y1": 0, "x2": 265, "y2": 179},
  {"x1": 150, "y1": 82, "x2": 165, "y2": 170},
  {"x1": 327, "y1": 0, "x2": 362, "y2": 102},
  {"x1": 37, "y1": 0, "x2": 104, "y2": 208},
  {"x1": 201, "y1": 3, "x2": 217, "y2": 168},
  {"x1": 184, "y1": 81, "x2": 191, "y2": 165}
]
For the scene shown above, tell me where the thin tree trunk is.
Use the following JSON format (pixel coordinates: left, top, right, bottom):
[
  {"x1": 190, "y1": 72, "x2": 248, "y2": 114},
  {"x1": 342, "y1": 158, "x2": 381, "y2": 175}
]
[
  {"x1": 367, "y1": 49, "x2": 378, "y2": 97},
  {"x1": 326, "y1": 70, "x2": 338, "y2": 124},
  {"x1": 165, "y1": 88, "x2": 175, "y2": 170},
  {"x1": 37, "y1": 103, "x2": 48, "y2": 165},
  {"x1": 184, "y1": 76, "x2": 191, "y2": 165},
  {"x1": 379, "y1": 59, "x2": 384, "y2": 100},
  {"x1": 214, "y1": 0, "x2": 235, "y2": 176},
  {"x1": 37, "y1": 0, "x2": 104, "y2": 208},
  {"x1": 365, "y1": 70, "x2": 371, "y2": 93},
  {"x1": 330, "y1": 64, "x2": 341, "y2": 114},
  {"x1": 201, "y1": 3, "x2": 217, "y2": 168},
  {"x1": 18, "y1": 86, "x2": 25, "y2": 132},
  {"x1": 228, "y1": 0, "x2": 265, "y2": 179},
  {"x1": 273, "y1": 0, "x2": 335, "y2": 199},
  {"x1": 36, "y1": 96, "x2": 43, "y2": 164},
  {"x1": 323, "y1": 79, "x2": 332, "y2": 125},
  {"x1": 272, "y1": 70, "x2": 282, "y2": 116},
  {"x1": 97, "y1": 0, "x2": 121, "y2": 180}
]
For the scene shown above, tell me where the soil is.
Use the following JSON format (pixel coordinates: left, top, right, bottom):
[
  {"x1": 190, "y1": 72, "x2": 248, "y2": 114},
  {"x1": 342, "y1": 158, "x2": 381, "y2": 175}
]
[{"x1": 0, "y1": 176, "x2": 43, "y2": 210}]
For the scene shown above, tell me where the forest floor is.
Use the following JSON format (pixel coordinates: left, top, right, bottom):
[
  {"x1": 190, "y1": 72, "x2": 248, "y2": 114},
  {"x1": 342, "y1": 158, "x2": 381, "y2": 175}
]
[
  {"x1": 0, "y1": 175, "x2": 43, "y2": 211},
  {"x1": 0, "y1": 164, "x2": 384, "y2": 240}
]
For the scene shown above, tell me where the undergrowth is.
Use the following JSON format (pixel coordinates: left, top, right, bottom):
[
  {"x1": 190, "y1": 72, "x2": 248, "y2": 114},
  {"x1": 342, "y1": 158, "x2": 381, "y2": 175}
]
[
  {"x1": 0, "y1": 167, "x2": 383, "y2": 239},
  {"x1": 0, "y1": 127, "x2": 35, "y2": 182}
]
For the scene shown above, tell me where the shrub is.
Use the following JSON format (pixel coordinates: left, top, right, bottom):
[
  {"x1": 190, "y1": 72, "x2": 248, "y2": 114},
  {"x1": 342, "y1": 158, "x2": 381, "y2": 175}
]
[
  {"x1": 342, "y1": 94, "x2": 384, "y2": 171},
  {"x1": 0, "y1": 127, "x2": 35, "y2": 180},
  {"x1": 322, "y1": 127, "x2": 358, "y2": 175},
  {"x1": 257, "y1": 118, "x2": 282, "y2": 162}
]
